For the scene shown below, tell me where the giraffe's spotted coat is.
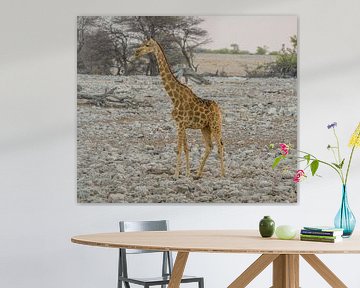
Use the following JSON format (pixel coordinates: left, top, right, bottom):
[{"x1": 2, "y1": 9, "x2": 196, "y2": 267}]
[{"x1": 135, "y1": 38, "x2": 225, "y2": 178}]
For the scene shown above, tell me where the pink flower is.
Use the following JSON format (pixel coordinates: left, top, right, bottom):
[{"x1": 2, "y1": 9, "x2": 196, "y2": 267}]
[
  {"x1": 279, "y1": 143, "x2": 289, "y2": 155},
  {"x1": 293, "y1": 170, "x2": 306, "y2": 183}
]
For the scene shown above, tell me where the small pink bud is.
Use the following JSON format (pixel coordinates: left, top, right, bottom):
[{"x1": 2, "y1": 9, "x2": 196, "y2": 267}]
[
  {"x1": 293, "y1": 170, "x2": 306, "y2": 183},
  {"x1": 279, "y1": 143, "x2": 289, "y2": 155}
]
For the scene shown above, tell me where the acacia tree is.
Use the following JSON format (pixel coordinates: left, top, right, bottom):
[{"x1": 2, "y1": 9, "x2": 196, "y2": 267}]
[
  {"x1": 126, "y1": 16, "x2": 181, "y2": 75},
  {"x1": 77, "y1": 16, "x2": 100, "y2": 71},
  {"x1": 77, "y1": 16, "x2": 99, "y2": 53},
  {"x1": 126, "y1": 16, "x2": 209, "y2": 75},
  {"x1": 99, "y1": 16, "x2": 136, "y2": 75},
  {"x1": 79, "y1": 29, "x2": 115, "y2": 74},
  {"x1": 230, "y1": 43, "x2": 239, "y2": 53},
  {"x1": 168, "y1": 16, "x2": 210, "y2": 71},
  {"x1": 77, "y1": 16, "x2": 211, "y2": 76}
]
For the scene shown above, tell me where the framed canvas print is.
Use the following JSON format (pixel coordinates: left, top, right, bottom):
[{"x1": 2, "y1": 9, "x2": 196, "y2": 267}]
[{"x1": 77, "y1": 16, "x2": 298, "y2": 203}]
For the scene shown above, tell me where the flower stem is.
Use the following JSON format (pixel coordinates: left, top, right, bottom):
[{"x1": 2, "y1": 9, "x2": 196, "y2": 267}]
[
  {"x1": 298, "y1": 150, "x2": 317, "y2": 159},
  {"x1": 330, "y1": 148, "x2": 338, "y2": 164},
  {"x1": 345, "y1": 145, "x2": 356, "y2": 185},
  {"x1": 297, "y1": 151, "x2": 344, "y2": 183},
  {"x1": 345, "y1": 129, "x2": 360, "y2": 185},
  {"x1": 333, "y1": 128, "x2": 345, "y2": 181},
  {"x1": 333, "y1": 128, "x2": 342, "y2": 164}
]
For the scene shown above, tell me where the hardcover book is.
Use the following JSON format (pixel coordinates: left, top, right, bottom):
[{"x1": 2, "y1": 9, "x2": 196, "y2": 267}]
[
  {"x1": 301, "y1": 229, "x2": 343, "y2": 237},
  {"x1": 300, "y1": 236, "x2": 343, "y2": 243},
  {"x1": 303, "y1": 226, "x2": 343, "y2": 231},
  {"x1": 300, "y1": 234, "x2": 341, "y2": 240}
]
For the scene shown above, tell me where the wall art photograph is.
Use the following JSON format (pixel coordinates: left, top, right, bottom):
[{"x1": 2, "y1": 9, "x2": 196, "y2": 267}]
[{"x1": 77, "y1": 16, "x2": 298, "y2": 203}]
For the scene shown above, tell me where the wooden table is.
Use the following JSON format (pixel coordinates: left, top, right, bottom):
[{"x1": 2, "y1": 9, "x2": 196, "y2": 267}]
[{"x1": 71, "y1": 230, "x2": 360, "y2": 288}]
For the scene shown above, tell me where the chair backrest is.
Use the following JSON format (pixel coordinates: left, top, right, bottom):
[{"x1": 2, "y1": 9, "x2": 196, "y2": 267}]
[
  {"x1": 119, "y1": 220, "x2": 169, "y2": 254},
  {"x1": 118, "y1": 220, "x2": 174, "y2": 282}
]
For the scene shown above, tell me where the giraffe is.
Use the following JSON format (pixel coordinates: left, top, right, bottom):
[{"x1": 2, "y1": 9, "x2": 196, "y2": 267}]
[{"x1": 134, "y1": 38, "x2": 225, "y2": 178}]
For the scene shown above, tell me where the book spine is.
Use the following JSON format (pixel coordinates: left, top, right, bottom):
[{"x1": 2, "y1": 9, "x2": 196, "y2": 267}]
[
  {"x1": 300, "y1": 230, "x2": 336, "y2": 236},
  {"x1": 300, "y1": 233, "x2": 337, "y2": 240},
  {"x1": 300, "y1": 237, "x2": 337, "y2": 243}
]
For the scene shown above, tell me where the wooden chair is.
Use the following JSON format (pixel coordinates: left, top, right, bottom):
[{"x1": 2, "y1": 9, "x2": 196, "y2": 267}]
[{"x1": 118, "y1": 220, "x2": 204, "y2": 288}]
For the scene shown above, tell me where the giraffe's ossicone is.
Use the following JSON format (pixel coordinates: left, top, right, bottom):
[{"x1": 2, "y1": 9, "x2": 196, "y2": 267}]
[{"x1": 135, "y1": 38, "x2": 225, "y2": 178}]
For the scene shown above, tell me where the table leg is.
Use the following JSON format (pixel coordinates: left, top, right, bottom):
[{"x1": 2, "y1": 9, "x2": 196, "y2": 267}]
[
  {"x1": 272, "y1": 254, "x2": 299, "y2": 288},
  {"x1": 228, "y1": 254, "x2": 279, "y2": 288},
  {"x1": 168, "y1": 251, "x2": 189, "y2": 288},
  {"x1": 229, "y1": 253, "x2": 348, "y2": 288},
  {"x1": 301, "y1": 254, "x2": 347, "y2": 288}
]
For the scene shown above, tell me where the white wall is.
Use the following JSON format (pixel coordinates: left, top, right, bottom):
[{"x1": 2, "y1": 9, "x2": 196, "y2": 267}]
[{"x1": 1, "y1": 0, "x2": 360, "y2": 287}]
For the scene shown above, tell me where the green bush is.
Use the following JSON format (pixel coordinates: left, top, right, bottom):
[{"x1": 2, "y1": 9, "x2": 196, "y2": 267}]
[
  {"x1": 246, "y1": 35, "x2": 297, "y2": 78},
  {"x1": 269, "y1": 51, "x2": 280, "y2": 56},
  {"x1": 272, "y1": 52, "x2": 297, "y2": 77},
  {"x1": 272, "y1": 35, "x2": 297, "y2": 77},
  {"x1": 256, "y1": 46, "x2": 268, "y2": 55}
]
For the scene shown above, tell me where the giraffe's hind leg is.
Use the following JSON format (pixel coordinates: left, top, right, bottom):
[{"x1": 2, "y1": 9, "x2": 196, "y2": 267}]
[
  {"x1": 174, "y1": 127, "x2": 185, "y2": 178},
  {"x1": 213, "y1": 131, "x2": 225, "y2": 177},
  {"x1": 183, "y1": 132, "x2": 190, "y2": 177},
  {"x1": 210, "y1": 104, "x2": 225, "y2": 177},
  {"x1": 196, "y1": 126, "x2": 213, "y2": 178}
]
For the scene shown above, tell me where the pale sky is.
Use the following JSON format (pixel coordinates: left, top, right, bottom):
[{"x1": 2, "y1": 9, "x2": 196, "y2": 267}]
[{"x1": 199, "y1": 16, "x2": 297, "y2": 52}]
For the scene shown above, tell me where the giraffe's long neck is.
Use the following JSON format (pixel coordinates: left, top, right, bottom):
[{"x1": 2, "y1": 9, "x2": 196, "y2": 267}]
[{"x1": 153, "y1": 45, "x2": 183, "y2": 103}]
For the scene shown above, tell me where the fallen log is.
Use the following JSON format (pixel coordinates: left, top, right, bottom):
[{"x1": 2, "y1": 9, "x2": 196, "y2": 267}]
[
  {"x1": 77, "y1": 87, "x2": 119, "y2": 106},
  {"x1": 174, "y1": 67, "x2": 211, "y2": 85}
]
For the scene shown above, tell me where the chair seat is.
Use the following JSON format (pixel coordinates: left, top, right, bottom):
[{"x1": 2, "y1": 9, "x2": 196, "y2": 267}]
[{"x1": 119, "y1": 274, "x2": 203, "y2": 286}]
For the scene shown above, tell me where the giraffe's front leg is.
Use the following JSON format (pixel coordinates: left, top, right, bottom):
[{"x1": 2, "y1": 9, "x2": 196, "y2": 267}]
[
  {"x1": 174, "y1": 128, "x2": 185, "y2": 178},
  {"x1": 196, "y1": 127, "x2": 213, "y2": 179}
]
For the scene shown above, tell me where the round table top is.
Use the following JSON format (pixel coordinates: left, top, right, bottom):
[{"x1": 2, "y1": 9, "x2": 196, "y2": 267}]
[{"x1": 71, "y1": 230, "x2": 360, "y2": 254}]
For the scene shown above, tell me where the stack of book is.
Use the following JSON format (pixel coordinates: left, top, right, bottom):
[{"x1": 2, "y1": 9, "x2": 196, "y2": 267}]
[{"x1": 300, "y1": 226, "x2": 344, "y2": 243}]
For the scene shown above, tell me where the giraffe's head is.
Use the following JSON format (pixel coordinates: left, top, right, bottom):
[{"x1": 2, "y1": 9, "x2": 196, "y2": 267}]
[{"x1": 134, "y1": 38, "x2": 158, "y2": 58}]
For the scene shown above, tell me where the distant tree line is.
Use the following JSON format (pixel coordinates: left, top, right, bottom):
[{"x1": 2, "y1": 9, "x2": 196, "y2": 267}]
[
  {"x1": 195, "y1": 47, "x2": 252, "y2": 55},
  {"x1": 77, "y1": 16, "x2": 210, "y2": 75},
  {"x1": 195, "y1": 41, "x2": 295, "y2": 58}
]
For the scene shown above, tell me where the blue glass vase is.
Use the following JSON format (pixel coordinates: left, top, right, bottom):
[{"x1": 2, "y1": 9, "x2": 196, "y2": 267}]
[{"x1": 334, "y1": 185, "x2": 356, "y2": 237}]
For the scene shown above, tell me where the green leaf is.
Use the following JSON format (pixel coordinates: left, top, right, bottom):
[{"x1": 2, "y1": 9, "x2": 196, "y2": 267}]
[
  {"x1": 332, "y1": 159, "x2": 345, "y2": 169},
  {"x1": 339, "y1": 159, "x2": 345, "y2": 169},
  {"x1": 272, "y1": 155, "x2": 284, "y2": 169},
  {"x1": 310, "y1": 160, "x2": 319, "y2": 176},
  {"x1": 332, "y1": 163, "x2": 341, "y2": 169},
  {"x1": 304, "y1": 154, "x2": 311, "y2": 165}
]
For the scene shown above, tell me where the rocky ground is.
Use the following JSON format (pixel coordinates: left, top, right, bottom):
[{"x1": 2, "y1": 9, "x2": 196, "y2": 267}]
[{"x1": 77, "y1": 74, "x2": 297, "y2": 203}]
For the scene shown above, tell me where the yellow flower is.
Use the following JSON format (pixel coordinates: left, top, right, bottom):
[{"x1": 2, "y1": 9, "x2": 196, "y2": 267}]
[{"x1": 349, "y1": 122, "x2": 360, "y2": 148}]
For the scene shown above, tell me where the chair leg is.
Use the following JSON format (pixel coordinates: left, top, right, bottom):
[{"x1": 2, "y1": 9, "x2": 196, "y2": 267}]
[
  {"x1": 199, "y1": 278, "x2": 204, "y2": 288},
  {"x1": 124, "y1": 281, "x2": 130, "y2": 288}
]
